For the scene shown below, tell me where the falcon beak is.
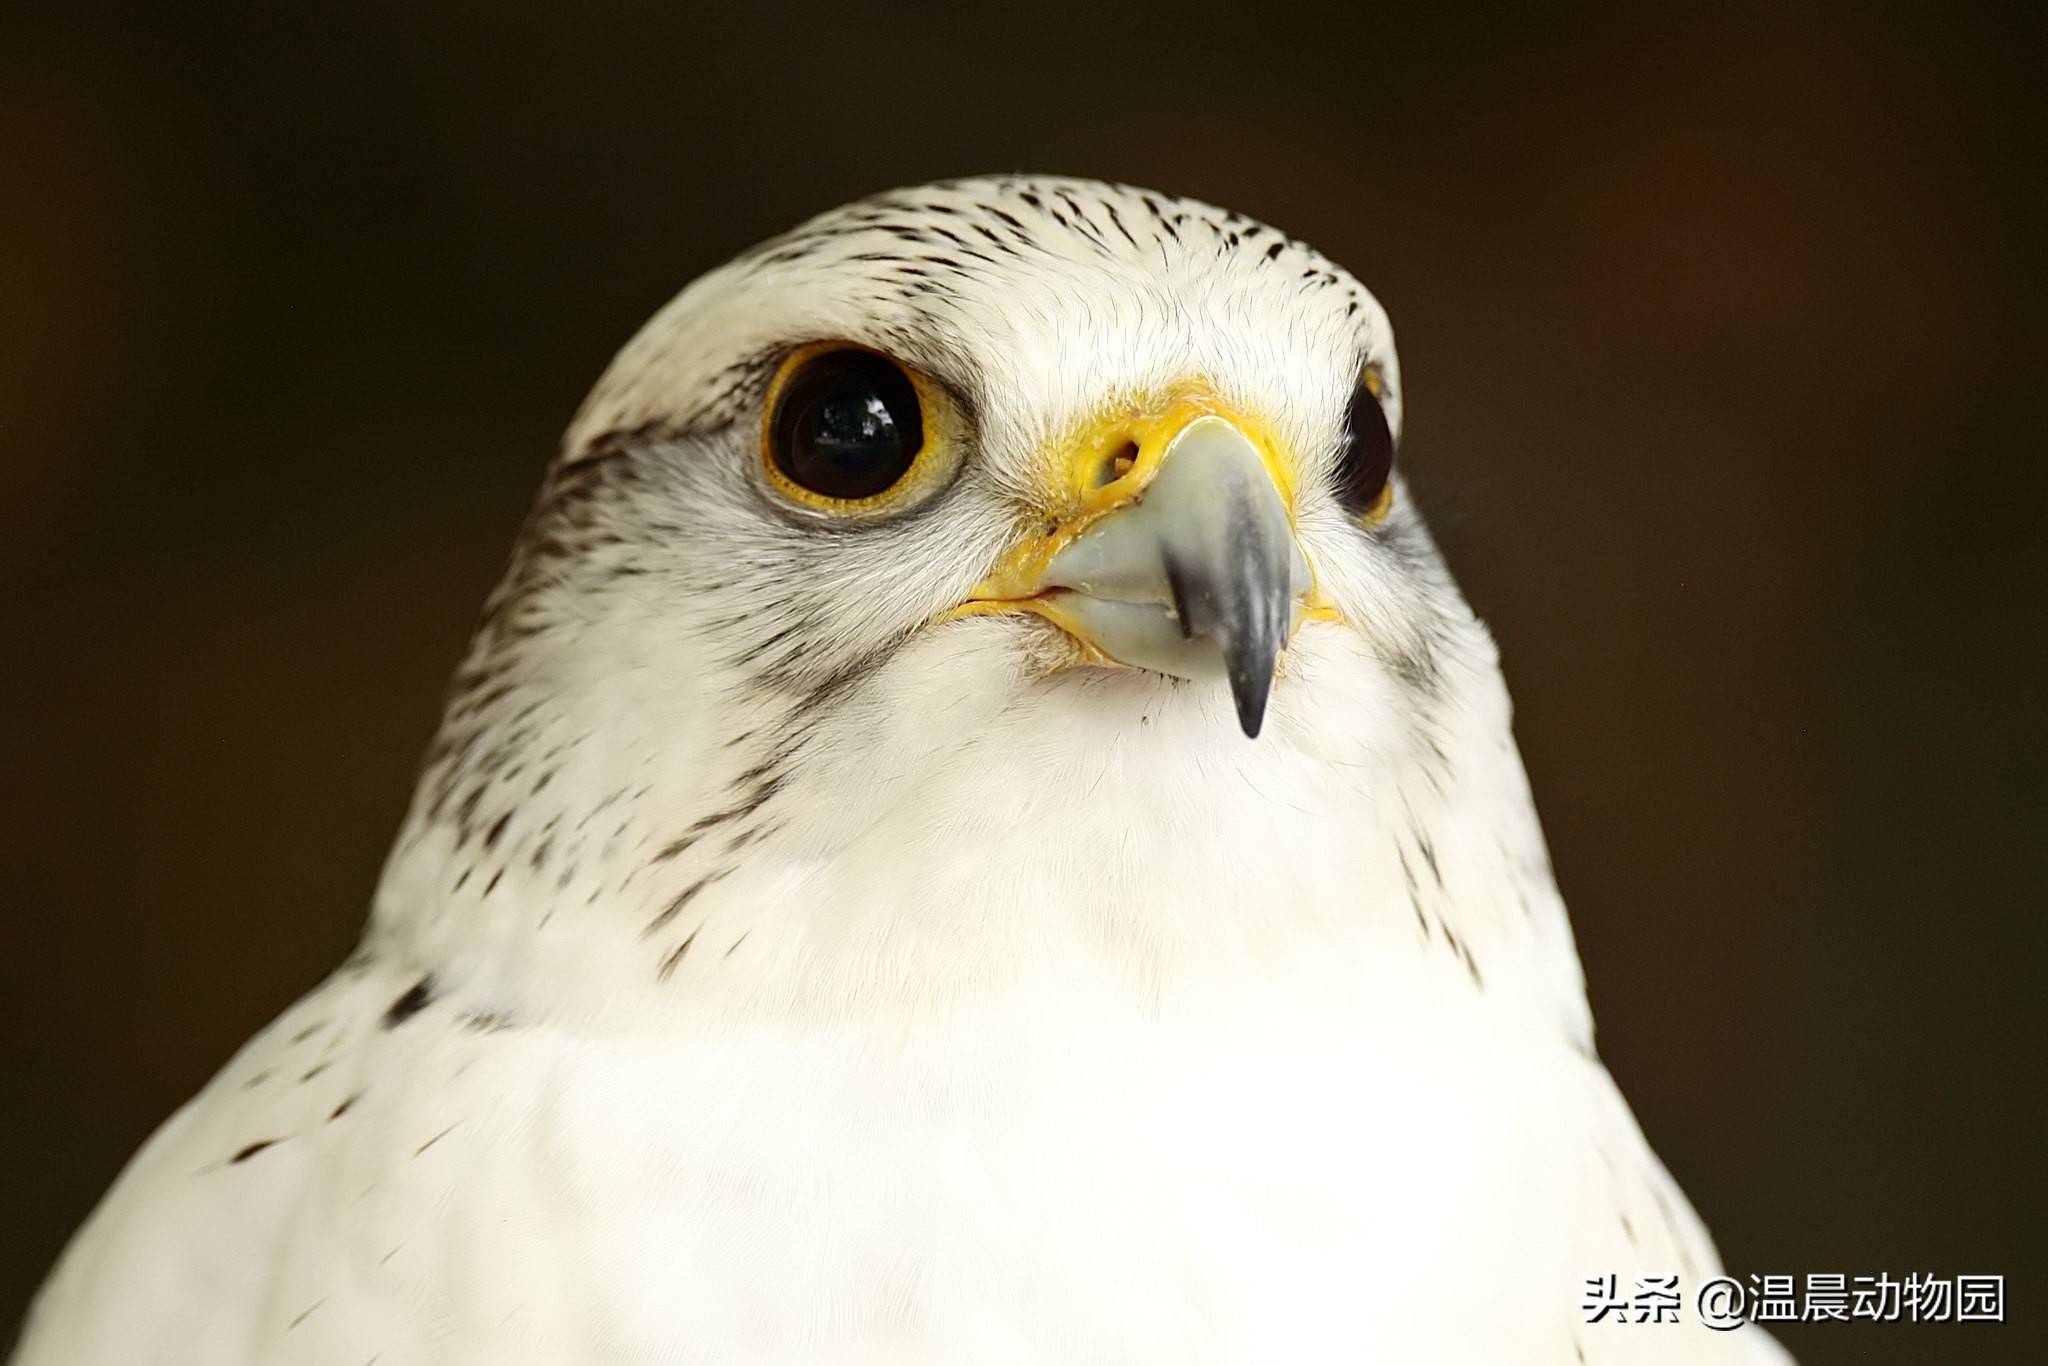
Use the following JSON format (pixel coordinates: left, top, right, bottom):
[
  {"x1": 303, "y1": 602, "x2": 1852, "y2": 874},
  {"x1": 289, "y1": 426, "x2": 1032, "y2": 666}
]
[{"x1": 949, "y1": 394, "x2": 1325, "y2": 738}]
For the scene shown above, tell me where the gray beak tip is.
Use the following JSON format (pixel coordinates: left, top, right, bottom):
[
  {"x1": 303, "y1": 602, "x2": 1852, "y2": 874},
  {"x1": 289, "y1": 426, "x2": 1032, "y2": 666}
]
[{"x1": 1230, "y1": 671, "x2": 1272, "y2": 738}]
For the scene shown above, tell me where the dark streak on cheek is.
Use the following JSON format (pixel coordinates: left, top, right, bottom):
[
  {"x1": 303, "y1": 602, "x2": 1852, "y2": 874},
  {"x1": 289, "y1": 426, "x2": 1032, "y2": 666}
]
[
  {"x1": 784, "y1": 631, "x2": 916, "y2": 722},
  {"x1": 229, "y1": 1137, "x2": 284, "y2": 1165},
  {"x1": 381, "y1": 976, "x2": 436, "y2": 1030}
]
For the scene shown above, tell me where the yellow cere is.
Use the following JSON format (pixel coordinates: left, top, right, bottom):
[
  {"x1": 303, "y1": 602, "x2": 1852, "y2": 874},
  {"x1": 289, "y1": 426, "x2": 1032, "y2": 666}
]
[{"x1": 946, "y1": 383, "x2": 1344, "y2": 637}]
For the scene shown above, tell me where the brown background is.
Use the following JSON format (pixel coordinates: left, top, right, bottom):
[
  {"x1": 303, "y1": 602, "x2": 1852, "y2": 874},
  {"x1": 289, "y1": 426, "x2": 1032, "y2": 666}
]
[{"x1": 3, "y1": 3, "x2": 2040, "y2": 1362}]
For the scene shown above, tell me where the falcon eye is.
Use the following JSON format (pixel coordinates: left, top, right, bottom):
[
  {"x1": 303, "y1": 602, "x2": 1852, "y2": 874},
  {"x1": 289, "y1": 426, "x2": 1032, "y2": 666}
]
[
  {"x1": 765, "y1": 348, "x2": 927, "y2": 504},
  {"x1": 1335, "y1": 371, "x2": 1396, "y2": 521}
]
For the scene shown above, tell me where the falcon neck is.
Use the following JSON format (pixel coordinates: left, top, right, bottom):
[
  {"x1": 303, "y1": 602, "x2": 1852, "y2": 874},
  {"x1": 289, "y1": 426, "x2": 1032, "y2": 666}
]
[{"x1": 366, "y1": 637, "x2": 1591, "y2": 1044}]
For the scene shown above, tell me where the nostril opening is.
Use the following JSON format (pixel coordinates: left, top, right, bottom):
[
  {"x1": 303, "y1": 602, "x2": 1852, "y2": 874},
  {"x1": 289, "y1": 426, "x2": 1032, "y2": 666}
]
[{"x1": 1095, "y1": 441, "x2": 1140, "y2": 488}]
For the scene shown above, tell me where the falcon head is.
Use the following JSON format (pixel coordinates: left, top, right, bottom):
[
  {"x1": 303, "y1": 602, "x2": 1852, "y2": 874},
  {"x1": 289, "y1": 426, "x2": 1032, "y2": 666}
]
[
  {"x1": 392, "y1": 177, "x2": 1514, "y2": 985},
  {"x1": 547, "y1": 175, "x2": 1442, "y2": 743},
  {"x1": 538, "y1": 174, "x2": 1469, "y2": 723}
]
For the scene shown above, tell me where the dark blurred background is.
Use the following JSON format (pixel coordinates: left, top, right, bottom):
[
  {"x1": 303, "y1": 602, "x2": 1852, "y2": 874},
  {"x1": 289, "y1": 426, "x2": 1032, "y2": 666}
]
[{"x1": 3, "y1": 2, "x2": 2040, "y2": 1361}]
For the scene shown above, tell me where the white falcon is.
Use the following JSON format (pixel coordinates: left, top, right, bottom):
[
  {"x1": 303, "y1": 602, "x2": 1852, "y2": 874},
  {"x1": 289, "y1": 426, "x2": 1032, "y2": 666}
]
[{"x1": 14, "y1": 176, "x2": 1792, "y2": 1365}]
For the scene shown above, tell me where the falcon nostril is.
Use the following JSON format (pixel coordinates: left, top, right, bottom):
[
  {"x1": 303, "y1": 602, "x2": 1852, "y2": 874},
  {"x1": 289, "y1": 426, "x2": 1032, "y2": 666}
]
[{"x1": 1093, "y1": 440, "x2": 1140, "y2": 490}]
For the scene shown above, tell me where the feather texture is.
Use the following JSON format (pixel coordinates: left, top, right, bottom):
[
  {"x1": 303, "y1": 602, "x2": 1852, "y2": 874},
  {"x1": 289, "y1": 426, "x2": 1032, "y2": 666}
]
[{"x1": 15, "y1": 176, "x2": 1790, "y2": 1365}]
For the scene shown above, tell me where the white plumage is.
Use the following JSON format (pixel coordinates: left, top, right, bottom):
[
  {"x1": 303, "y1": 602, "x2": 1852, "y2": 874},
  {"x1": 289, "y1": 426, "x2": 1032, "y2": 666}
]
[{"x1": 15, "y1": 176, "x2": 1790, "y2": 1364}]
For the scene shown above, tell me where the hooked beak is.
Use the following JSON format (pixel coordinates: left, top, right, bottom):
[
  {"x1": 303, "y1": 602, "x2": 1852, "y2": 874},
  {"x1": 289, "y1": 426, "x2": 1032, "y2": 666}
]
[{"x1": 948, "y1": 396, "x2": 1323, "y2": 738}]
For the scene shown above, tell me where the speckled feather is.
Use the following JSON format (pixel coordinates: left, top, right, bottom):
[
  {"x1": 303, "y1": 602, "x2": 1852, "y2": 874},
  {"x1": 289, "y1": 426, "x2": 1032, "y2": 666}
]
[{"x1": 14, "y1": 176, "x2": 1789, "y2": 1365}]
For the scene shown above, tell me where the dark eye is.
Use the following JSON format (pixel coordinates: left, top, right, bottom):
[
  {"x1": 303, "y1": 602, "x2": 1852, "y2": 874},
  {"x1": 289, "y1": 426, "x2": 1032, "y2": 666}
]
[
  {"x1": 767, "y1": 349, "x2": 926, "y2": 501},
  {"x1": 1335, "y1": 372, "x2": 1396, "y2": 517}
]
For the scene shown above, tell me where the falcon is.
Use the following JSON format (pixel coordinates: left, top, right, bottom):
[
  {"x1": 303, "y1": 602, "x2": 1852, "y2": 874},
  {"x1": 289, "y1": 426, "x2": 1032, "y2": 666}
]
[{"x1": 13, "y1": 176, "x2": 1792, "y2": 1364}]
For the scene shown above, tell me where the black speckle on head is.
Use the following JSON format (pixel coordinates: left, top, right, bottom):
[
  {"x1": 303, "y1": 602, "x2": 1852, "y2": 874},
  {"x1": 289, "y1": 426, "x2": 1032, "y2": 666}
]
[
  {"x1": 229, "y1": 1137, "x2": 285, "y2": 1164},
  {"x1": 451, "y1": 785, "x2": 485, "y2": 838},
  {"x1": 657, "y1": 927, "x2": 702, "y2": 981},
  {"x1": 645, "y1": 869, "x2": 731, "y2": 937},
  {"x1": 644, "y1": 762, "x2": 786, "y2": 877},
  {"x1": 723, "y1": 823, "x2": 768, "y2": 853},
  {"x1": 650, "y1": 833, "x2": 700, "y2": 865},
  {"x1": 329, "y1": 1093, "x2": 362, "y2": 1122},
  {"x1": 1446, "y1": 929, "x2": 1484, "y2": 989},
  {"x1": 413, "y1": 1123, "x2": 461, "y2": 1157},
  {"x1": 1413, "y1": 831, "x2": 1443, "y2": 886},
  {"x1": 1395, "y1": 844, "x2": 1425, "y2": 911},
  {"x1": 381, "y1": 976, "x2": 436, "y2": 1030}
]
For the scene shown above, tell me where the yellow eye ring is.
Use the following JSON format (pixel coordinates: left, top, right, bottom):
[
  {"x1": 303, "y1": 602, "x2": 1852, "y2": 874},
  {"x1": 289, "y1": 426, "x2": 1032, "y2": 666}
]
[{"x1": 759, "y1": 342, "x2": 962, "y2": 516}]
